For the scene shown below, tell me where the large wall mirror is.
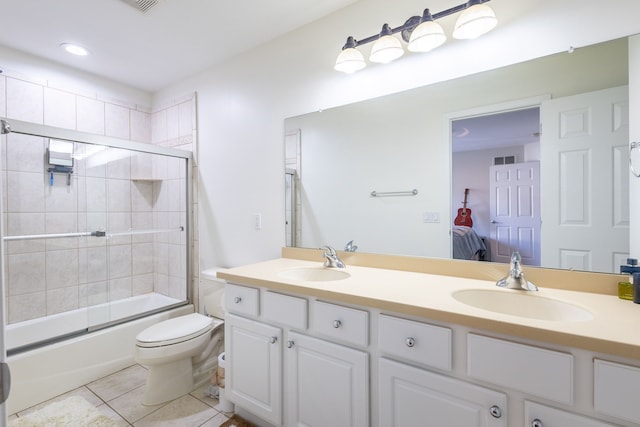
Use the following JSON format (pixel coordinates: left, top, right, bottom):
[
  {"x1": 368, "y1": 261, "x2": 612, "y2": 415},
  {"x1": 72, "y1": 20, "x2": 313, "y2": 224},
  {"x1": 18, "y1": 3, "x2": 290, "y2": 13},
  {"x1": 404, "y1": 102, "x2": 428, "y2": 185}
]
[{"x1": 284, "y1": 37, "x2": 630, "y2": 274}]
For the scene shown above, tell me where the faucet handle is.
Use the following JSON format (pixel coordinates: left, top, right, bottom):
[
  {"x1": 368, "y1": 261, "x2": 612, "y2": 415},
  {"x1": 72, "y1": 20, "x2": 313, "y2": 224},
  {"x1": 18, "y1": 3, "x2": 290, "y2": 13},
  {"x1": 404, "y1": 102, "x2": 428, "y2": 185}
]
[{"x1": 322, "y1": 246, "x2": 337, "y2": 256}]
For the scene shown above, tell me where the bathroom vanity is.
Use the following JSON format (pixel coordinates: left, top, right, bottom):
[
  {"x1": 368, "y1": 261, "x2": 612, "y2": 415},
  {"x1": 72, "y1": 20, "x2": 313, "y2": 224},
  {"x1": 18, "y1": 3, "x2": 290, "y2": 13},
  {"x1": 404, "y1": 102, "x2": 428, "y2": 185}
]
[{"x1": 218, "y1": 249, "x2": 640, "y2": 427}]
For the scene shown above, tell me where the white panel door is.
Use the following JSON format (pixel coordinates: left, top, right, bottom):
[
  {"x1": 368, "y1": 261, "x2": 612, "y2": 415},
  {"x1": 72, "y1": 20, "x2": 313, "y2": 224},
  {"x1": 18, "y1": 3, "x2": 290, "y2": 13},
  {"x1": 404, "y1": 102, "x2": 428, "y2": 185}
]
[
  {"x1": 540, "y1": 86, "x2": 629, "y2": 272},
  {"x1": 489, "y1": 161, "x2": 541, "y2": 265}
]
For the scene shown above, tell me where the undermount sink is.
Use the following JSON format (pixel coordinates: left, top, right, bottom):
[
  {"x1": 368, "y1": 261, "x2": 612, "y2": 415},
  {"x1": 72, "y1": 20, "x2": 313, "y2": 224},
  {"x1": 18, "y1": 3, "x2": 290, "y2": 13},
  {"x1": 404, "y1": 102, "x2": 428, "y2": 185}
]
[
  {"x1": 278, "y1": 267, "x2": 351, "y2": 282},
  {"x1": 452, "y1": 289, "x2": 593, "y2": 322}
]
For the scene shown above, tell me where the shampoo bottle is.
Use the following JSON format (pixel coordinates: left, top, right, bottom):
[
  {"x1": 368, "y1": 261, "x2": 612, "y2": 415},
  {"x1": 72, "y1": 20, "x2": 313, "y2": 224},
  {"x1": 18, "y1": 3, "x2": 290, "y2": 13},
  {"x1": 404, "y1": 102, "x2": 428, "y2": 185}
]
[{"x1": 619, "y1": 258, "x2": 639, "y2": 301}]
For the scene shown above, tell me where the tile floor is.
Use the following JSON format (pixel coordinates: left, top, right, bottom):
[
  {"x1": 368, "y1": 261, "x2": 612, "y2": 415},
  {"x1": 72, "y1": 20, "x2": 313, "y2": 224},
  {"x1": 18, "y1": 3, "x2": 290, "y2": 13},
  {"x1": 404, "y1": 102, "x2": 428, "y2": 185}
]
[{"x1": 8, "y1": 364, "x2": 234, "y2": 426}]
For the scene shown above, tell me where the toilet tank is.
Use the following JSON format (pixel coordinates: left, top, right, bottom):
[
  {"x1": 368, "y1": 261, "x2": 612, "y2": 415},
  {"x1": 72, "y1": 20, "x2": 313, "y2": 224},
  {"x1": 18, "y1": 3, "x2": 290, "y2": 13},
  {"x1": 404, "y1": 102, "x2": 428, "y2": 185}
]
[{"x1": 200, "y1": 268, "x2": 226, "y2": 319}]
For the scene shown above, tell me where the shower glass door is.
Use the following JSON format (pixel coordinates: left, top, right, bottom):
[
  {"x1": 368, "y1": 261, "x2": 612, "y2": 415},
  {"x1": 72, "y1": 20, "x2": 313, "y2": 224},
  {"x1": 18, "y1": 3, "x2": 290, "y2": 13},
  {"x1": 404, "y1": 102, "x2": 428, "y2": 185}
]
[{"x1": 2, "y1": 119, "x2": 192, "y2": 353}]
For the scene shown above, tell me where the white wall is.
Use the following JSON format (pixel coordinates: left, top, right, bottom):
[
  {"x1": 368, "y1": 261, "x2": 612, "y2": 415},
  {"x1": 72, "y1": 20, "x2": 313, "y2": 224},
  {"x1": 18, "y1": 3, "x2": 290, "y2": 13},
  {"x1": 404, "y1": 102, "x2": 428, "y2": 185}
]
[{"x1": 154, "y1": 0, "x2": 640, "y2": 269}]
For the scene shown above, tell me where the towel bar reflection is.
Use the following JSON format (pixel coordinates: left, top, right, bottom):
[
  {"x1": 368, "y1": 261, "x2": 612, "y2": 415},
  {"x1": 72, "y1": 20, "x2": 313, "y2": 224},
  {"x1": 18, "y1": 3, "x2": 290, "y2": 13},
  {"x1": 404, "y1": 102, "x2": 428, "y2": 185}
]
[
  {"x1": 370, "y1": 189, "x2": 418, "y2": 197},
  {"x1": 3, "y1": 226, "x2": 184, "y2": 242}
]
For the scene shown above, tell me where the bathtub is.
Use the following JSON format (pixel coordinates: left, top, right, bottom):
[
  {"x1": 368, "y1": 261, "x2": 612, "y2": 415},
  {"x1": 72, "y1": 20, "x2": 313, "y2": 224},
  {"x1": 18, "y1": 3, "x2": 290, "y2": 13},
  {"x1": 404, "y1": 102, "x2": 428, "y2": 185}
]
[{"x1": 6, "y1": 293, "x2": 193, "y2": 414}]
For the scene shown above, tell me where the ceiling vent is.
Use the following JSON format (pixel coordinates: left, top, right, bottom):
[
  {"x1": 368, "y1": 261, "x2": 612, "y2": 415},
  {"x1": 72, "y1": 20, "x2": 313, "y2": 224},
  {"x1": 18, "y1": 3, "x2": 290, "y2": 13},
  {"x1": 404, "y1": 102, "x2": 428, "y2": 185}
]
[{"x1": 118, "y1": 0, "x2": 159, "y2": 13}]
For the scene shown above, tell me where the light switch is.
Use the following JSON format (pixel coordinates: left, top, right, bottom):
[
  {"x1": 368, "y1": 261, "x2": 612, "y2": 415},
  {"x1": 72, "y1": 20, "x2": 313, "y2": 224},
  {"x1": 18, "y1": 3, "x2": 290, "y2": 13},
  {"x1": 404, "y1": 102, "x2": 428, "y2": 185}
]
[{"x1": 254, "y1": 213, "x2": 262, "y2": 230}]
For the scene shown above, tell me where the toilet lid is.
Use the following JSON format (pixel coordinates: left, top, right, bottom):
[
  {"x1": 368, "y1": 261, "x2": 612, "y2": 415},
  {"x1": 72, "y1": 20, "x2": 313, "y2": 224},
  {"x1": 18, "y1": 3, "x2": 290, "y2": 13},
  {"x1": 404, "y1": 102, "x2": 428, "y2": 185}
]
[{"x1": 136, "y1": 313, "x2": 214, "y2": 347}]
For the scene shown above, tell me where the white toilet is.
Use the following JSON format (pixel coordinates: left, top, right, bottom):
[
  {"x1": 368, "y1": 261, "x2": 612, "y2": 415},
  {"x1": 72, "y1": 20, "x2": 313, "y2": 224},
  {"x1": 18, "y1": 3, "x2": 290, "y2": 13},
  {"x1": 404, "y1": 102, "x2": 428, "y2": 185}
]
[{"x1": 135, "y1": 291, "x2": 225, "y2": 406}]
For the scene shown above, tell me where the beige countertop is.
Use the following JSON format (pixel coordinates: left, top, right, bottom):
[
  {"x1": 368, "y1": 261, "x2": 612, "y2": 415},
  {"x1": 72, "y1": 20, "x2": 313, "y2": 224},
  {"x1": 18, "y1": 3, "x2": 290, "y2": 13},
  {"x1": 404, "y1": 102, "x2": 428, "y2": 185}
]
[{"x1": 217, "y1": 256, "x2": 640, "y2": 360}]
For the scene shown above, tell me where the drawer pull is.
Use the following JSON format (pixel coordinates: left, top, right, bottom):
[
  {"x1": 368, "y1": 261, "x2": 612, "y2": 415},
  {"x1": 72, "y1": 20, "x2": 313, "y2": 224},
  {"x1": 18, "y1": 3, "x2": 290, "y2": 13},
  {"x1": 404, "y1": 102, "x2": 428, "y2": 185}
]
[
  {"x1": 531, "y1": 419, "x2": 543, "y2": 427},
  {"x1": 332, "y1": 320, "x2": 342, "y2": 328},
  {"x1": 287, "y1": 340, "x2": 295, "y2": 349},
  {"x1": 405, "y1": 337, "x2": 415, "y2": 347},
  {"x1": 489, "y1": 405, "x2": 502, "y2": 419},
  {"x1": 233, "y1": 296, "x2": 242, "y2": 304},
  {"x1": 270, "y1": 336, "x2": 277, "y2": 344}
]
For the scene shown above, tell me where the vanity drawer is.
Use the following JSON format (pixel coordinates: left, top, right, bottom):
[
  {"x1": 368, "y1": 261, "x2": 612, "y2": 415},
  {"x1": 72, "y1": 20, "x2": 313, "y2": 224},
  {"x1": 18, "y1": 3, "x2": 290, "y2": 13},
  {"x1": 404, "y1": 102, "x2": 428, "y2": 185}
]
[
  {"x1": 311, "y1": 301, "x2": 368, "y2": 346},
  {"x1": 262, "y1": 291, "x2": 307, "y2": 330},
  {"x1": 224, "y1": 283, "x2": 259, "y2": 317},
  {"x1": 594, "y1": 359, "x2": 640, "y2": 424},
  {"x1": 378, "y1": 314, "x2": 451, "y2": 371},
  {"x1": 467, "y1": 334, "x2": 574, "y2": 404}
]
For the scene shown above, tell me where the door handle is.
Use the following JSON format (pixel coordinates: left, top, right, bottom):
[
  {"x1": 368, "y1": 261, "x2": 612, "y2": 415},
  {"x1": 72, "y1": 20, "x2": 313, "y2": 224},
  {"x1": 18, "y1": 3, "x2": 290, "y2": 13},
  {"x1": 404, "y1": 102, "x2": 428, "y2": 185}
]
[{"x1": 491, "y1": 220, "x2": 500, "y2": 224}]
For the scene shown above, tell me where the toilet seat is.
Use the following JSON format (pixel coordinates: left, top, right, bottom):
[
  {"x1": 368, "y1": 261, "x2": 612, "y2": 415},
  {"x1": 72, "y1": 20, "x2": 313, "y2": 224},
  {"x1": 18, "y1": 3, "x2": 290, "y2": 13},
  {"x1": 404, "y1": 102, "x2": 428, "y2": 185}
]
[{"x1": 136, "y1": 313, "x2": 213, "y2": 348}]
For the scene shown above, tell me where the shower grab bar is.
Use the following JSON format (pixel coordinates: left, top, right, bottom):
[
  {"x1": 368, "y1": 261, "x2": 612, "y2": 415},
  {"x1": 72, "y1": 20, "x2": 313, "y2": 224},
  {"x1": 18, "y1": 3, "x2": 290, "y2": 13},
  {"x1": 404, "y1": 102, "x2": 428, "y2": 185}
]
[
  {"x1": 3, "y1": 226, "x2": 184, "y2": 242},
  {"x1": 370, "y1": 189, "x2": 418, "y2": 197}
]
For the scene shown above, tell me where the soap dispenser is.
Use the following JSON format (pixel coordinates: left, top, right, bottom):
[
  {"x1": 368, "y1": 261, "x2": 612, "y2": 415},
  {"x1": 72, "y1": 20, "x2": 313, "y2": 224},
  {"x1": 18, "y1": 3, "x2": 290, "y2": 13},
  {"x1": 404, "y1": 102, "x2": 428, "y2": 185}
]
[{"x1": 619, "y1": 258, "x2": 640, "y2": 300}]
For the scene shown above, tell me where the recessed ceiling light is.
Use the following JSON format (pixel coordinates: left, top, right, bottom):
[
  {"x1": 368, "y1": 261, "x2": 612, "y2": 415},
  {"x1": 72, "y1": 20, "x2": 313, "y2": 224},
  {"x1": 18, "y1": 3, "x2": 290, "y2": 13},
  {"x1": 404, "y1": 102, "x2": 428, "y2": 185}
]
[{"x1": 60, "y1": 43, "x2": 90, "y2": 56}]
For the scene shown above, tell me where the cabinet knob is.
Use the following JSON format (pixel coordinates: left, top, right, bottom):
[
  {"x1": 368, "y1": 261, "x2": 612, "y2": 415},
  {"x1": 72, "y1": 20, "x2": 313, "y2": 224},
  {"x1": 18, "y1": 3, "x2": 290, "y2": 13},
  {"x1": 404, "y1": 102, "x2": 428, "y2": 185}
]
[
  {"x1": 233, "y1": 296, "x2": 242, "y2": 304},
  {"x1": 332, "y1": 320, "x2": 342, "y2": 328},
  {"x1": 270, "y1": 336, "x2": 277, "y2": 344},
  {"x1": 489, "y1": 405, "x2": 502, "y2": 419},
  {"x1": 531, "y1": 419, "x2": 543, "y2": 427},
  {"x1": 287, "y1": 340, "x2": 294, "y2": 348},
  {"x1": 405, "y1": 337, "x2": 416, "y2": 347}
]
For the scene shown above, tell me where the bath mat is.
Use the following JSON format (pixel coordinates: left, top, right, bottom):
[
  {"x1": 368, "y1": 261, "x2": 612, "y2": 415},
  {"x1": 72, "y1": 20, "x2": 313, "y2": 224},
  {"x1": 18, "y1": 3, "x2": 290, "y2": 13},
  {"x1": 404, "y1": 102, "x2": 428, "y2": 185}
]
[
  {"x1": 220, "y1": 414, "x2": 257, "y2": 427},
  {"x1": 10, "y1": 396, "x2": 117, "y2": 427}
]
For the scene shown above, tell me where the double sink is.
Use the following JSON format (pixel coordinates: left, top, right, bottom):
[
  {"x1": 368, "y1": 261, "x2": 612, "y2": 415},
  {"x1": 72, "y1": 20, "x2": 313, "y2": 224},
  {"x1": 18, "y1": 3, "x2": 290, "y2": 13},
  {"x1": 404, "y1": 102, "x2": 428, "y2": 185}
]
[{"x1": 277, "y1": 266, "x2": 593, "y2": 323}]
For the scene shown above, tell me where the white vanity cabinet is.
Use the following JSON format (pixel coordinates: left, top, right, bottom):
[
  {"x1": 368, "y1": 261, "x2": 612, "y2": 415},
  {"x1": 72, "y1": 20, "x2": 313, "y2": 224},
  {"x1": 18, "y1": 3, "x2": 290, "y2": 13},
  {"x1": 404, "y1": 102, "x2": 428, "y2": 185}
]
[
  {"x1": 223, "y1": 280, "x2": 639, "y2": 427},
  {"x1": 379, "y1": 358, "x2": 507, "y2": 427},
  {"x1": 524, "y1": 401, "x2": 619, "y2": 427},
  {"x1": 224, "y1": 284, "x2": 369, "y2": 427},
  {"x1": 378, "y1": 314, "x2": 506, "y2": 427},
  {"x1": 226, "y1": 313, "x2": 283, "y2": 426},
  {"x1": 286, "y1": 331, "x2": 368, "y2": 427}
]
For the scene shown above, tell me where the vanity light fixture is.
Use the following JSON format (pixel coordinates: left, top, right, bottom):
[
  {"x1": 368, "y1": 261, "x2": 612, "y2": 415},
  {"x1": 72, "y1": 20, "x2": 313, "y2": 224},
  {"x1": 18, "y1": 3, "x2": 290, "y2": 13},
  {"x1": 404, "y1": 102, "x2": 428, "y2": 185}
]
[
  {"x1": 334, "y1": 0, "x2": 497, "y2": 73},
  {"x1": 60, "y1": 42, "x2": 90, "y2": 56}
]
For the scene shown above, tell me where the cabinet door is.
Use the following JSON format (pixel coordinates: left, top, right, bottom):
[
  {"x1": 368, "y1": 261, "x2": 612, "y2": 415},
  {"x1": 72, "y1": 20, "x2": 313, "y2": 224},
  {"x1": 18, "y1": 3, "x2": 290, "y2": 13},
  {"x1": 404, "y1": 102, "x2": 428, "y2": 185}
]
[
  {"x1": 226, "y1": 314, "x2": 282, "y2": 426},
  {"x1": 379, "y1": 358, "x2": 507, "y2": 427},
  {"x1": 287, "y1": 331, "x2": 368, "y2": 427},
  {"x1": 525, "y1": 401, "x2": 618, "y2": 427}
]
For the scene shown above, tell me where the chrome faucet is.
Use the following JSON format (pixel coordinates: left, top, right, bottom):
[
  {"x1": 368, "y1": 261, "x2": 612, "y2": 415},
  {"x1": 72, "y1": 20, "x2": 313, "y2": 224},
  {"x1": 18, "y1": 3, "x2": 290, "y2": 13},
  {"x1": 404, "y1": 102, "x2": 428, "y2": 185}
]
[
  {"x1": 344, "y1": 240, "x2": 358, "y2": 252},
  {"x1": 322, "y1": 246, "x2": 346, "y2": 268},
  {"x1": 496, "y1": 252, "x2": 538, "y2": 291}
]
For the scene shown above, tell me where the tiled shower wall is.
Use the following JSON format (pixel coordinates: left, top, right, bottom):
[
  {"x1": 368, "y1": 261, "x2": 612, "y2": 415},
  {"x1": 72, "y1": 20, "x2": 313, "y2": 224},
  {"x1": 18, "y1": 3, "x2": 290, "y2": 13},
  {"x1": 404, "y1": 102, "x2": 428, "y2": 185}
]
[{"x1": 0, "y1": 68, "x2": 196, "y2": 324}]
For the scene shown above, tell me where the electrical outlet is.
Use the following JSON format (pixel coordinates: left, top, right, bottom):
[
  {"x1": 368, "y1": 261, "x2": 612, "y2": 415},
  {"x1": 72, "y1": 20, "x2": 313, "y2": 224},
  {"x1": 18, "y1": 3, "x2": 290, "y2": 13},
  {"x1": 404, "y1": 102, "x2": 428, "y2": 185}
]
[
  {"x1": 254, "y1": 213, "x2": 262, "y2": 230},
  {"x1": 422, "y1": 212, "x2": 440, "y2": 223}
]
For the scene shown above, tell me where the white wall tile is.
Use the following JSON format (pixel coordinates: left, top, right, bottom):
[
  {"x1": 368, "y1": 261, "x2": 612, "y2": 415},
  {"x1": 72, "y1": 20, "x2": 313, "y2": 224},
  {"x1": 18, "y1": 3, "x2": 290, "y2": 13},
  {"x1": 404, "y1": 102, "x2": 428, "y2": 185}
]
[
  {"x1": 44, "y1": 175, "x2": 78, "y2": 212},
  {"x1": 166, "y1": 105, "x2": 180, "y2": 141},
  {"x1": 106, "y1": 148, "x2": 131, "y2": 179},
  {"x1": 8, "y1": 252, "x2": 45, "y2": 295},
  {"x1": 47, "y1": 286, "x2": 79, "y2": 315},
  {"x1": 6, "y1": 134, "x2": 45, "y2": 173},
  {"x1": 77, "y1": 96, "x2": 105, "y2": 135},
  {"x1": 6, "y1": 171, "x2": 45, "y2": 213},
  {"x1": 6, "y1": 78, "x2": 43, "y2": 123},
  {"x1": 83, "y1": 280, "x2": 108, "y2": 306},
  {"x1": 79, "y1": 246, "x2": 107, "y2": 284},
  {"x1": 130, "y1": 109, "x2": 151, "y2": 143},
  {"x1": 132, "y1": 273, "x2": 154, "y2": 295},
  {"x1": 46, "y1": 249, "x2": 79, "y2": 288},
  {"x1": 106, "y1": 179, "x2": 131, "y2": 212},
  {"x1": 108, "y1": 245, "x2": 132, "y2": 279},
  {"x1": 132, "y1": 243, "x2": 153, "y2": 275},
  {"x1": 151, "y1": 109, "x2": 167, "y2": 143},
  {"x1": 9, "y1": 292, "x2": 46, "y2": 323},
  {"x1": 6, "y1": 212, "x2": 45, "y2": 254},
  {"x1": 179, "y1": 101, "x2": 194, "y2": 136},
  {"x1": 44, "y1": 87, "x2": 76, "y2": 129},
  {"x1": 0, "y1": 76, "x2": 6, "y2": 118},
  {"x1": 105, "y1": 103, "x2": 130, "y2": 140},
  {"x1": 109, "y1": 276, "x2": 132, "y2": 300}
]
